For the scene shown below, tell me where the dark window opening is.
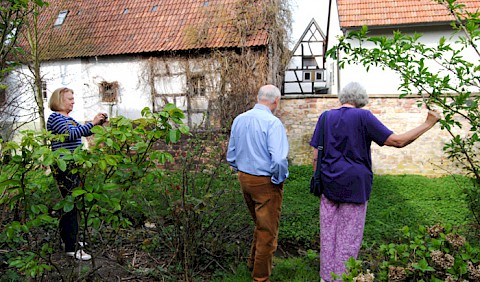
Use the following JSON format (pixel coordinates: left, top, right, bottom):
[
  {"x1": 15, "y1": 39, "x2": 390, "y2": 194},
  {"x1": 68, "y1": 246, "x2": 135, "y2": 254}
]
[
  {"x1": 41, "y1": 81, "x2": 47, "y2": 99},
  {"x1": 0, "y1": 88, "x2": 6, "y2": 105},
  {"x1": 152, "y1": 5, "x2": 158, "y2": 12},
  {"x1": 188, "y1": 75, "x2": 206, "y2": 97},
  {"x1": 99, "y1": 81, "x2": 119, "y2": 103},
  {"x1": 304, "y1": 71, "x2": 311, "y2": 81}
]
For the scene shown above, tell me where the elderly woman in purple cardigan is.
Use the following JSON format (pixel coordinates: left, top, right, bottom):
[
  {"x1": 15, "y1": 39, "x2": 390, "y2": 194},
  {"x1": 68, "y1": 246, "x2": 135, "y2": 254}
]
[{"x1": 310, "y1": 82, "x2": 441, "y2": 281}]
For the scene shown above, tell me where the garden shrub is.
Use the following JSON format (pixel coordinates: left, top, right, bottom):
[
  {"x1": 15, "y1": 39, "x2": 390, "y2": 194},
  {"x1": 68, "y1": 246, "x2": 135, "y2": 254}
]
[
  {"x1": 132, "y1": 129, "x2": 253, "y2": 281},
  {"x1": 340, "y1": 224, "x2": 480, "y2": 281},
  {"x1": 0, "y1": 105, "x2": 188, "y2": 280}
]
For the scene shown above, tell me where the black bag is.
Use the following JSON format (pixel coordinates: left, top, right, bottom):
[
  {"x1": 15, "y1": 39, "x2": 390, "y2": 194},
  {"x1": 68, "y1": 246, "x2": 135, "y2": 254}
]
[{"x1": 310, "y1": 111, "x2": 328, "y2": 197}]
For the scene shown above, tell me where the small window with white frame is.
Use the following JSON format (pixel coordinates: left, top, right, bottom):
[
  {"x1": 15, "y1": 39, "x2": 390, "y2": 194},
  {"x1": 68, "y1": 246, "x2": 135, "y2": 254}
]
[
  {"x1": 99, "y1": 81, "x2": 119, "y2": 103},
  {"x1": 315, "y1": 70, "x2": 324, "y2": 81},
  {"x1": 54, "y1": 10, "x2": 69, "y2": 26}
]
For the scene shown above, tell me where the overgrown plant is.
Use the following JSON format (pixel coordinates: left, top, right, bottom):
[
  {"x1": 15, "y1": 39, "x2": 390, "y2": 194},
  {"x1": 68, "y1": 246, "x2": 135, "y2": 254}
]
[
  {"x1": 56, "y1": 105, "x2": 188, "y2": 263},
  {"x1": 136, "y1": 125, "x2": 251, "y2": 281},
  {"x1": 0, "y1": 130, "x2": 59, "y2": 279},
  {"x1": 340, "y1": 224, "x2": 480, "y2": 281},
  {"x1": 326, "y1": 0, "x2": 480, "y2": 224},
  {"x1": 209, "y1": 0, "x2": 292, "y2": 128},
  {"x1": 0, "y1": 104, "x2": 188, "y2": 280},
  {"x1": 142, "y1": 0, "x2": 291, "y2": 131}
]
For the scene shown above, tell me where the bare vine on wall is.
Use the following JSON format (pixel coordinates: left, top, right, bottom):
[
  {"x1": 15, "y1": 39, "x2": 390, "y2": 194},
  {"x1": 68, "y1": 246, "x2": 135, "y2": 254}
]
[
  {"x1": 140, "y1": 0, "x2": 291, "y2": 131},
  {"x1": 188, "y1": 0, "x2": 291, "y2": 130}
]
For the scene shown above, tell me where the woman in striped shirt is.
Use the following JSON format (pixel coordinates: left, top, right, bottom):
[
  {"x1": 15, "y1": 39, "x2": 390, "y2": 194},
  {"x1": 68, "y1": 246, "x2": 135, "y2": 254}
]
[{"x1": 47, "y1": 87, "x2": 107, "y2": 261}]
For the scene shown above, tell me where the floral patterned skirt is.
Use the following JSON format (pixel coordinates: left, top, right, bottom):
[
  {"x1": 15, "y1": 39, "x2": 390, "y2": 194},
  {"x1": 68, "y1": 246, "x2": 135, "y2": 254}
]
[{"x1": 320, "y1": 195, "x2": 368, "y2": 281}]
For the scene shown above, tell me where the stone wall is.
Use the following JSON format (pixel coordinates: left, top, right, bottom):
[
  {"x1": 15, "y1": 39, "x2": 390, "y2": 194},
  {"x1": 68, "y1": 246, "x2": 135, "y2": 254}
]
[{"x1": 277, "y1": 94, "x2": 467, "y2": 176}]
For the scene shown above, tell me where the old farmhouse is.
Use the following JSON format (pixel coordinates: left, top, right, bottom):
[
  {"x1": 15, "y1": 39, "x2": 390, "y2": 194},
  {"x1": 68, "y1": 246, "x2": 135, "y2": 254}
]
[{"x1": 7, "y1": 0, "x2": 288, "y2": 133}]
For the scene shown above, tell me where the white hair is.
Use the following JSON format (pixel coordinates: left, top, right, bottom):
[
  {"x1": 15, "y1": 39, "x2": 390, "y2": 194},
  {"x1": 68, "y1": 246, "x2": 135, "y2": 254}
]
[
  {"x1": 257, "y1": 84, "x2": 281, "y2": 103},
  {"x1": 338, "y1": 82, "x2": 369, "y2": 108}
]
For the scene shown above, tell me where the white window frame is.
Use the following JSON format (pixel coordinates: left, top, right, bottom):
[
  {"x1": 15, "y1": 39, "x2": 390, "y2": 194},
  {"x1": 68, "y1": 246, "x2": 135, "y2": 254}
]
[{"x1": 54, "y1": 10, "x2": 69, "y2": 26}]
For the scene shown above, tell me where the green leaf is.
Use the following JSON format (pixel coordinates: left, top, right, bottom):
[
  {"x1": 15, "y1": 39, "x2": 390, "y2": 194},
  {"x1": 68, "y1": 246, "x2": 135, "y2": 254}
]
[
  {"x1": 71, "y1": 189, "x2": 87, "y2": 197},
  {"x1": 98, "y1": 159, "x2": 107, "y2": 170},
  {"x1": 105, "y1": 155, "x2": 117, "y2": 166},
  {"x1": 179, "y1": 125, "x2": 190, "y2": 134},
  {"x1": 164, "y1": 103, "x2": 176, "y2": 112},
  {"x1": 91, "y1": 126, "x2": 105, "y2": 134},
  {"x1": 103, "y1": 183, "x2": 118, "y2": 190},
  {"x1": 413, "y1": 259, "x2": 435, "y2": 272},
  {"x1": 56, "y1": 158, "x2": 67, "y2": 171},
  {"x1": 168, "y1": 129, "x2": 180, "y2": 143},
  {"x1": 31, "y1": 205, "x2": 40, "y2": 214},
  {"x1": 63, "y1": 201, "x2": 74, "y2": 212},
  {"x1": 85, "y1": 193, "x2": 94, "y2": 202}
]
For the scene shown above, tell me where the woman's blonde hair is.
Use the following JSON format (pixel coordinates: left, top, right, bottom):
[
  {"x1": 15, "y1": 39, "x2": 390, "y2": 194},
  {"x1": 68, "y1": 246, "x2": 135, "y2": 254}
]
[{"x1": 49, "y1": 87, "x2": 73, "y2": 111}]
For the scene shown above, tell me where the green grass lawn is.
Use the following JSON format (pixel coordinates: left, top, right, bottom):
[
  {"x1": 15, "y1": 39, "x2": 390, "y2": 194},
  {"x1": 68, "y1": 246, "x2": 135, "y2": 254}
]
[
  {"x1": 213, "y1": 165, "x2": 474, "y2": 281},
  {"x1": 365, "y1": 174, "x2": 470, "y2": 243}
]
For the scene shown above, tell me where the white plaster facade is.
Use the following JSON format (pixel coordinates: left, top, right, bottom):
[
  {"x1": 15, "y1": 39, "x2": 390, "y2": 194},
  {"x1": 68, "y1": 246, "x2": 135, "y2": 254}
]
[
  {"x1": 7, "y1": 55, "x2": 212, "y2": 129},
  {"x1": 326, "y1": 2, "x2": 478, "y2": 95}
]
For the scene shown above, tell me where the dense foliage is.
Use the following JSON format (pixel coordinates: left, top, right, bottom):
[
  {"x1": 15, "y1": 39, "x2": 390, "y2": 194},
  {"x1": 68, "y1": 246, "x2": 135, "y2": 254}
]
[{"x1": 0, "y1": 106, "x2": 477, "y2": 281}]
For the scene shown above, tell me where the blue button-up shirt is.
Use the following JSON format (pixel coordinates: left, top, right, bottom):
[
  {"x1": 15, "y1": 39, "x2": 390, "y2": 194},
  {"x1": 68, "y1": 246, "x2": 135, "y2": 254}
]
[{"x1": 227, "y1": 104, "x2": 289, "y2": 184}]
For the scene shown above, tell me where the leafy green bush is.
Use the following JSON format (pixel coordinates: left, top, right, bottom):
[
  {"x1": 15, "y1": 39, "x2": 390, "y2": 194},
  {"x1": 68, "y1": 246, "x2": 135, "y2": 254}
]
[
  {"x1": 341, "y1": 224, "x2": 480, "y2": 281},
  {"x1": 130, "y1": 130, "x2": 252, "y2": 280},
  {"x1": 0, "y1": 105, "x2": 188, "y2": 280}
]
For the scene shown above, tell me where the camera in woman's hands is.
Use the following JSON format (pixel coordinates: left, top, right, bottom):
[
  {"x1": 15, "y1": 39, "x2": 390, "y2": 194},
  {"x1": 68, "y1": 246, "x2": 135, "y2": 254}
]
[{"x1": 99, "y1": 113, "x2": 108, "y2": 125}]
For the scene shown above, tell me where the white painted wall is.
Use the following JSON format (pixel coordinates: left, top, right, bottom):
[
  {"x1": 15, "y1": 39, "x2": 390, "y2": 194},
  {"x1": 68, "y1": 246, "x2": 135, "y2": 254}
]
[
  {"x1": 9, "y1": 56, "x2": 153, "y2": 126},
  {"x1": 8, "y1": 55, "x2": 214, "y2": 132},
  {"x1": 18, "y1": 56, "x2": 159, "y2": 125},
  {"x1": 337, "y1": 27, "x2": 480, "y2": 94}
]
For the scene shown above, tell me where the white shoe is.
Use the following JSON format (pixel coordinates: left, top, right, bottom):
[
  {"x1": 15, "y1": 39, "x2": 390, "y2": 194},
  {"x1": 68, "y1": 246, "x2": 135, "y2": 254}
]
[{"x1": 66, "y1": 250, "x2": 92, "y2": 261}]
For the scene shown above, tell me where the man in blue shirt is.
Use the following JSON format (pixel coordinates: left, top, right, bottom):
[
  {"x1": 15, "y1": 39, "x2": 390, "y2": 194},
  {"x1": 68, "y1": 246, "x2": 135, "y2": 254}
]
[{"x1": 227, "y1": 84, "x2": 289, "y2": 282}]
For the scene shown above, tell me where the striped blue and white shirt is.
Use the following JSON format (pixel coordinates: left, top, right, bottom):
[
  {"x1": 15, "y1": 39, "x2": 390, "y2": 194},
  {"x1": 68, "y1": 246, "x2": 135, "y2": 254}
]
[{"x1": 47, "y1": 112, "x2": 94, "y2": 152}]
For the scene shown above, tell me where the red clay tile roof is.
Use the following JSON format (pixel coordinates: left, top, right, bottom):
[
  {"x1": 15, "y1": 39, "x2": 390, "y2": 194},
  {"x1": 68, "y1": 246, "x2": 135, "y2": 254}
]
[
  {"x1": 337, "y1": 0, "x2": 480, "y2": 29},
  {"x1": 26, "y1": 0, "x2": 268, "y2": 60}
]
